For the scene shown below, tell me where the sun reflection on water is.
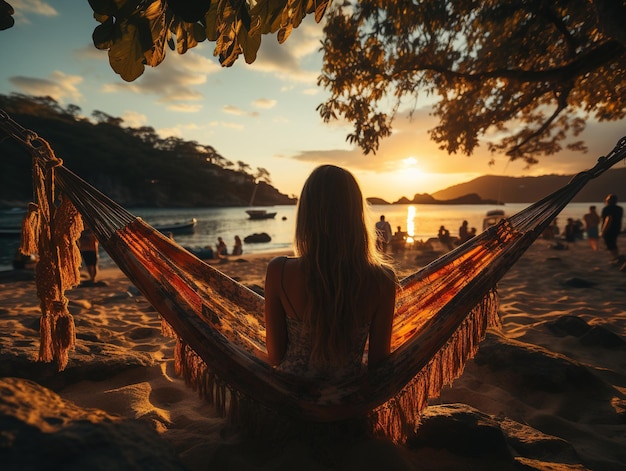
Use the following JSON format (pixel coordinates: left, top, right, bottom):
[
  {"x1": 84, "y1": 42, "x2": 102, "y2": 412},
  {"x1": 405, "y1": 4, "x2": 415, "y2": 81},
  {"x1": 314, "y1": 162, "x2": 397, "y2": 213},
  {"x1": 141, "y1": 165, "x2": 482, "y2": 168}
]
[{"x1": 406, "y1": 206, "x2": 416, "y2": 243}]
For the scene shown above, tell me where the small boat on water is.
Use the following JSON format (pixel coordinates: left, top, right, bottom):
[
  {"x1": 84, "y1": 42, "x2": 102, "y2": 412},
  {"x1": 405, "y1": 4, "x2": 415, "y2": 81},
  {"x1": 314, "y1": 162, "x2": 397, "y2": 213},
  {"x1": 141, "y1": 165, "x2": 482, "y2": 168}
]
[
  {"x1": 246, "y1": 178, "x2": 277, "y2": 219},
  {"x1": 153, "y1": 218, "x2": 197, "y2": 235},
  {"x1": 482, "y1": 209, "x2": 507, "y2": 230},
  {"x1": 246, "y1": 209, "x2": 277, "y2": 220}
]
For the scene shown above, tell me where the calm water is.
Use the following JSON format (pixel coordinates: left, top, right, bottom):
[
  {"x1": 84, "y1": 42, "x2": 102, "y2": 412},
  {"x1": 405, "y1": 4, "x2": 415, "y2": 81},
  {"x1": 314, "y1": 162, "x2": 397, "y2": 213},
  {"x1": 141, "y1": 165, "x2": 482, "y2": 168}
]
[{"x1": 0, "y1": 202, "x2": 600, "y2": 271}]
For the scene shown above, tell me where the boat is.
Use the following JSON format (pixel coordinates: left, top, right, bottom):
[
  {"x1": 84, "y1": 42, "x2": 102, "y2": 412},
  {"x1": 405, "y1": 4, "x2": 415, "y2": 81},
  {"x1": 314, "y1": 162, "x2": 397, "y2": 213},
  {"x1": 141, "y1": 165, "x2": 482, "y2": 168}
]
[
  {"x1": 153, "y1": 218, "x2": 197, "y2": 235},
  {"x1": 246, "y1": 209, "x2": 277, "y2": 220},
  {"x1": 245, "y1": 179, "x2": 277, "y2": 220},
  {"x1": 482, "y1": 209, "x2": 507, "y2": 230}
]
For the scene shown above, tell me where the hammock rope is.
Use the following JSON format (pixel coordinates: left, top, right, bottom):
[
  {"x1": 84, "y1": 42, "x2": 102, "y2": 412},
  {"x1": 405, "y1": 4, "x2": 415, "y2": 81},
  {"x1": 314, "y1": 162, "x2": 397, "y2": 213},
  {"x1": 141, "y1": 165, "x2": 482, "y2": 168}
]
[{"x1": 2, "y1": 108, "x2": 625, "y2": 442}]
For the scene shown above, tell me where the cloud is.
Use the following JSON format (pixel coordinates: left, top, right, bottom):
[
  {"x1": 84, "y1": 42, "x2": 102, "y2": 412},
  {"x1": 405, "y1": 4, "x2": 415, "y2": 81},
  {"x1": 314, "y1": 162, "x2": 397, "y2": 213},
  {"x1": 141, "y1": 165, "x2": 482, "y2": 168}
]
[
  {"x1": 220, "y1": 121, "x2": 245, "y2": 130},
  {"x1": 220, "y1": 99, "x2": 275, "y2": 119},
  {"x1": 9, "y1": 71, "x2": 82, "y2": 103},
  {"x1": 252, "y1": 98, "x2": 277, "y2": 109},
  {"x1": 302, "y1": 88, "x2": 319, "y2": 95},
  {"x1": 121, "y1": 110, "x2": 147, "y2": 128},
  {"x1": 167, "y1": 103, "x2": 204, "y2": 113},
  {"x1": 222, "y1": 105, "x2": 258, "y2": 117},
  {"x1": 101, "y1": 49, "x2": 220, "y2": 111},
  {"x1": 10, "y1": 0, "x2": 57, "y2": 23}
]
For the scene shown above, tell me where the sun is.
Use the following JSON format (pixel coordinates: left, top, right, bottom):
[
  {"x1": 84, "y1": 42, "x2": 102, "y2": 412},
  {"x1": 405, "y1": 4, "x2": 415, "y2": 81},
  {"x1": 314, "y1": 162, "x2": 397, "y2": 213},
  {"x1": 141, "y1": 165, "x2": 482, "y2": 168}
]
[
  {"x1": 402, "y1": 156, "x2": 418, "y2": 167},
  {"x1": 401, "y1": 156, "x2": 423, "y2": 178}
]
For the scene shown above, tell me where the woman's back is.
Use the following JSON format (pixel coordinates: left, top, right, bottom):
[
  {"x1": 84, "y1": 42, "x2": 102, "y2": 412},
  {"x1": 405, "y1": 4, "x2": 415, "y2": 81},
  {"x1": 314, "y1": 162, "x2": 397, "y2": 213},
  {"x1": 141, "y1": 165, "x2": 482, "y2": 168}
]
[
  {"x1": 264, "y1": 165, "x2": 396, "y2": 383},
  {"x1": 265, "y1": 255, "x2": 395, "y2": 381}
]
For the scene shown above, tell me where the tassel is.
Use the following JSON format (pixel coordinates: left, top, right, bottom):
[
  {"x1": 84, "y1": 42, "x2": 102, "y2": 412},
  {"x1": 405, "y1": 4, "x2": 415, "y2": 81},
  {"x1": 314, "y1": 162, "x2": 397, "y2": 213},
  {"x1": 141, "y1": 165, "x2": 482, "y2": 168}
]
[
  {"x1": 160, "y1": 317, "x2": 176, "y2": 338},
  {"x1": 35, "y1": 253, "x2": 59, "y2": 363},
  {"x1": 38, "y1": 314, "x2": 53, "y2": 363},
  {"x1": 29, "y1": 149, "x2": 78, "y2": 371},
  {"x1": 19, "y1": 202, "x2": 40, "y2": 256},
  {"x1": 52, "y1": 196, "x2": 83, "y2": 290},
  {"x1": 52, "y1": 299, "x2": 76, "y2": 371}
]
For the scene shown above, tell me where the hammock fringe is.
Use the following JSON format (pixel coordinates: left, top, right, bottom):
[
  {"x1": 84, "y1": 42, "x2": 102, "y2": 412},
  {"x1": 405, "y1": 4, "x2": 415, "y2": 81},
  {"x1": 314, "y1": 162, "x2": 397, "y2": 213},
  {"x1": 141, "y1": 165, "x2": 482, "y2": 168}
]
[
  {"x1": 165, "y1": 290, "x2": 500, "y2": 444},
  {"x1": 370, "y1": 290, "x2": 499, "y2": 442}
]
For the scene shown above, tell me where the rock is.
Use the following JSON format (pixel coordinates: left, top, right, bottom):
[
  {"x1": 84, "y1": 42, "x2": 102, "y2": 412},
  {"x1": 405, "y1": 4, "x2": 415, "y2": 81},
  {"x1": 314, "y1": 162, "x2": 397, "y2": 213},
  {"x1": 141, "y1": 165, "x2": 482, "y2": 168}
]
[
  {"x1": 409, "y1": 404, "x2": 512, "y2": 460},
  {"x1": 579, "y1": 325, "x2": 626, "y2": 349},
  {"x1": 547, "y1": 315, "x2": 591, "y2": 337},
  {"x1": 0, "y1": 377, "x2": 186, "y2": 471},
  {"x1": 547, "y1": 316, "x2": 625, "y2": 348},
  {"x1": 473, "y1": 332, "x2": 612, "y2": 395},
  {"x1": 244, "y1": 232, "x2": 271, "y2": 243},
  {"x1": 408, "y1": 403, "x2": 582, "y2": 470},
  {"x1": 562, "y1": 277, "x2": 596, "y2": 288}
]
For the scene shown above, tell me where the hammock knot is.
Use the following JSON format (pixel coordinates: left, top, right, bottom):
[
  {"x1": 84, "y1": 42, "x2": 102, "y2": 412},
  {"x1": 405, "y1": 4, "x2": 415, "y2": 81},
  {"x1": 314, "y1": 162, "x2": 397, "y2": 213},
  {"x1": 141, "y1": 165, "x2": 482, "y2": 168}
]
[
  {"x1": 23, "y1": 130, "x2": 39, "y2": 144},
  {"x1": 44, "y1": 157, "x2": 63, "y2": 169}
]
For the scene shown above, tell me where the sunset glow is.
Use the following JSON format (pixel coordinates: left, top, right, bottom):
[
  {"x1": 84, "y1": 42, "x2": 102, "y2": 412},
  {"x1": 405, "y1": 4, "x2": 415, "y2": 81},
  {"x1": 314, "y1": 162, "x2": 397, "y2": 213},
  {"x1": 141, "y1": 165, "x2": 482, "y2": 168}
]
[{"x1": 1, "y1": 4, "x2": 625, "y2": 202}]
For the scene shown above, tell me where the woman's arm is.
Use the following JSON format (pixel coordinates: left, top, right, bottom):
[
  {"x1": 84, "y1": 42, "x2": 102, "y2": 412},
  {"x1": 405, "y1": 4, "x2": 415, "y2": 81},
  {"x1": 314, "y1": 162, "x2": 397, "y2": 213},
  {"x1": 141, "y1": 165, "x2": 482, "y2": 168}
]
[
  {"x1": 264, "y1": 257, "x2": 288, "y2": 365},
  {"x1": 368, "y1": 277, "x2": 396, "y2": 368}
]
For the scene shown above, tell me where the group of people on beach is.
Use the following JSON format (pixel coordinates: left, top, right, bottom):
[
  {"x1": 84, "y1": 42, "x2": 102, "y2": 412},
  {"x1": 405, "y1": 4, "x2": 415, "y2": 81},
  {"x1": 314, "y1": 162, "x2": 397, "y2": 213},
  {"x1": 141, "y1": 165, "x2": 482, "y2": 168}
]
[
  {"x1": 377, "y1": 218, "x2": 478, "y2": 255},
  {"x1": 215, "y1": 235, "x2": 243, "y2": 258},
  {"x1": 537, "y1": 195, "x2": 624, "y2": 272}
]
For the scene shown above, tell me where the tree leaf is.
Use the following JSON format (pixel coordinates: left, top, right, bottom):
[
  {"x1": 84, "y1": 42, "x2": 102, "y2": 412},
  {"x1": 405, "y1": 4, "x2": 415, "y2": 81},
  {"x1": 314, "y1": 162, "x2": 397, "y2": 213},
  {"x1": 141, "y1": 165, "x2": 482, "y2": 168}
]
[
  {"x1": 239, "y1": 17, "x2": 262, "y2": 63},
  {"x1": 108, "y1": 21, "x2": 145, "y2": 81},
  {"x1": 204, "y1": 1, "x2": 219, "y2": 41},
  {"x1": 92, "y1": 17, "x2": 116, "y2": 50},
  {"x1": 88, "y1": 0, "x2": 118, "y2": 16},
  {"x1": 250, "y1": 0, "x2": 285, "y2": 34},
  {"x1": 277, "y1": 23, "x2": 292, "y2": 44}
]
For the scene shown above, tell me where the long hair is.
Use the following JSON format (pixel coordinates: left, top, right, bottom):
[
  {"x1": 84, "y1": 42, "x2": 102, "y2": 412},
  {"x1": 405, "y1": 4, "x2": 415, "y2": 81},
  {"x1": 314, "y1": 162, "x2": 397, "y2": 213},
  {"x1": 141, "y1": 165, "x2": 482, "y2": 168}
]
[{"x1": 294, "y1": 165, "x2": 395, "y2": 369}]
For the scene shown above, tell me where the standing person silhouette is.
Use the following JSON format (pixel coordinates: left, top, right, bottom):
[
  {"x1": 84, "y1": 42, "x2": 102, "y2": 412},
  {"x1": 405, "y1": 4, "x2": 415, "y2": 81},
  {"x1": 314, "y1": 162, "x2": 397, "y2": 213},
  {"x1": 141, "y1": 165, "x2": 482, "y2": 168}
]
[
  {"x1": 264, "y1": 165, "x2": 397, "y2": 383},
  {"x1": 375, "y1": 215, "x2": 392, "y2": 253},
  {"x1": 583, "y1": 205, "x2": 601, "y2": 250},
  {"x1": 601, "y1": 194, "x2": 623, "y2": 261},
  {"x1": 458, "y1": 220, "x2": 469, "y2": 243},
  {"x1": 79, "y1": 227, "x2": 99, "y2": 284}
]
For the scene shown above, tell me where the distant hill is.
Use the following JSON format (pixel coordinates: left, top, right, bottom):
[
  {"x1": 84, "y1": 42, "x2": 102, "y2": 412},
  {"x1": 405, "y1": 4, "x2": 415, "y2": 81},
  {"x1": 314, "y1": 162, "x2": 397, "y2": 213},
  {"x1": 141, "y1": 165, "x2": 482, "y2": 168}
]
[
  {"x1": 0, "y1": 94, "x2": 296, "y2": 208},
  {"x1": 368, "y1": 193, "x2": 500, "y2": 206},
  {"x1": 430, "y1": 168, "x2": 626, "y2": 203}
]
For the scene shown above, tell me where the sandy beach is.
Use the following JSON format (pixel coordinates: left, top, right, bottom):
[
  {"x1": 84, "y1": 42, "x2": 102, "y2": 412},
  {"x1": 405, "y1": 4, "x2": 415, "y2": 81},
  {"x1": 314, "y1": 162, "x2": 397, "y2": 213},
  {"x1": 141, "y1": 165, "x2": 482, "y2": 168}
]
[{"x1": 1, "y1": 236, "x2": 625, "y2": 470}]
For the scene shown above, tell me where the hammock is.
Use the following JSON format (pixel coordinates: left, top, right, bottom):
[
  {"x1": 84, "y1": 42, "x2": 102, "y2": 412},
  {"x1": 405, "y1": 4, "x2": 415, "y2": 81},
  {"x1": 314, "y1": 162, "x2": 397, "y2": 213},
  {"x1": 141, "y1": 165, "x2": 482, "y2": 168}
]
[{"x1": 2, "y1": 108, "x2": 625, "y2": 442}]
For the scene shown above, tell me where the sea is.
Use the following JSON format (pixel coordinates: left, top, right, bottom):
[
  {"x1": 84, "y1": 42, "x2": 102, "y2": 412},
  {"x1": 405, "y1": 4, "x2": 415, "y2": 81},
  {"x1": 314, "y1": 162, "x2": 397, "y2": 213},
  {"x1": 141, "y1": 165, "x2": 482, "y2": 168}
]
[{"x1": 0, "y1": 202, "x2": 599, "y2": 271}]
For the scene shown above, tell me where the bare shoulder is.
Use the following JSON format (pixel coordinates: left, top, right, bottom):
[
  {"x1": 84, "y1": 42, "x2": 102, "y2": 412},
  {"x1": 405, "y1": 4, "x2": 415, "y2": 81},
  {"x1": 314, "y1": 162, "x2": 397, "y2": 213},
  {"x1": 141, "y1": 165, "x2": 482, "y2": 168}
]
[{"x1": 267, "y1": 256, "x2": 301, "y2": 277}]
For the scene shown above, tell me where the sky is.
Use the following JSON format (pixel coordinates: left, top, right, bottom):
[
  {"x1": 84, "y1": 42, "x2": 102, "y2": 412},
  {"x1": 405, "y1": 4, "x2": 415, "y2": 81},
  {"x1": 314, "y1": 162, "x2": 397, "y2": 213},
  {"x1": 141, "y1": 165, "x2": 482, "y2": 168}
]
[{"x1": 1, "y1": 1, "x2": 625, "y2": 202}]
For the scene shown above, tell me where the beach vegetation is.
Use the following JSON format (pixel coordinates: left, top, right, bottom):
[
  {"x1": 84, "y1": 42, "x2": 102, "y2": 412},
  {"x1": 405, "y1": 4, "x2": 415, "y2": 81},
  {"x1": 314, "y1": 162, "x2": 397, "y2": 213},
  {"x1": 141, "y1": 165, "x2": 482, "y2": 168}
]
[{"x1": 0, "y1": 93, "x2": 296, "y2": 208}]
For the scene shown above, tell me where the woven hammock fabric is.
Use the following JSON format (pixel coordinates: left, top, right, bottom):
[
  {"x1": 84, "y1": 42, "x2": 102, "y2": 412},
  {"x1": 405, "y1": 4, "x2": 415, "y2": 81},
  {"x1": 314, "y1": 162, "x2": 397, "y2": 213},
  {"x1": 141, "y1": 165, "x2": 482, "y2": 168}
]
[{"x1": 2, "y1": 108, "x2": 625, "y2": 442}]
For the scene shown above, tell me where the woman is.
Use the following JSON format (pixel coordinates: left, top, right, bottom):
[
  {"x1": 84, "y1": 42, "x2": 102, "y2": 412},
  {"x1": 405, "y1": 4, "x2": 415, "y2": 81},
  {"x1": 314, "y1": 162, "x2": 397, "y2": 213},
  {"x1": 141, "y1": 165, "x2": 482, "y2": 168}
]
[
  {"x1": 264, "y1": 165, "x2": 397, "y2": 381},
  {"x1": 232, "y1": 235, "x2": 243, "y2": 255},
  {"x1": 583, "y1": 205, "x2": 600, "y2": 250}
]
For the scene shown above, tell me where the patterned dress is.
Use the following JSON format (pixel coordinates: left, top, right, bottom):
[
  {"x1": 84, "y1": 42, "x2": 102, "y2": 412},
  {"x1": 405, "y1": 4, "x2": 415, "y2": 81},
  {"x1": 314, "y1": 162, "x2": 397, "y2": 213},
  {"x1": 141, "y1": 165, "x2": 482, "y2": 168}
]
[{"x1": 275, "y1": 257, "x2": 372, "y2": 381}]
